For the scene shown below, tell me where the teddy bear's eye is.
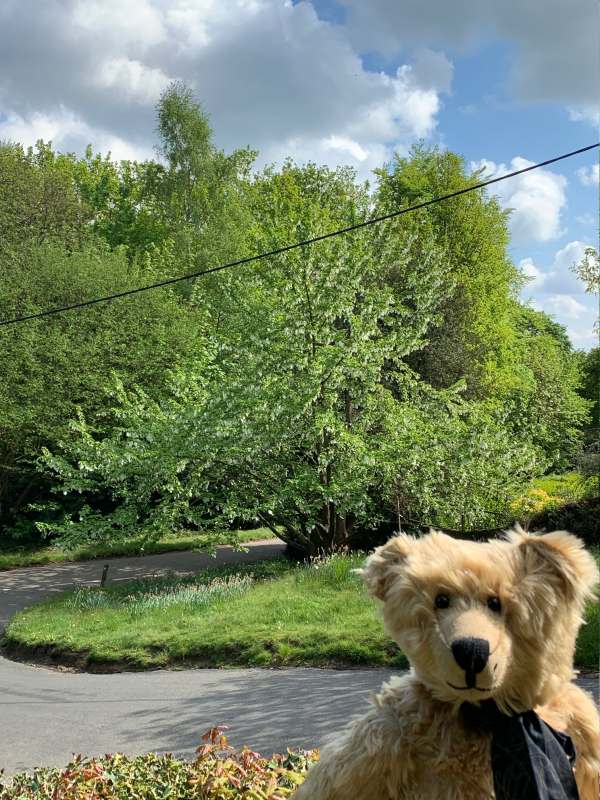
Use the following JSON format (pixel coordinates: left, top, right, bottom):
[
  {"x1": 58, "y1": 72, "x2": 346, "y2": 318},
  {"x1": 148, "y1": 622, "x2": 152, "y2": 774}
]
[
  {"x1": 434, "y1": 593, "x2": 450, "y2": 609},
  {"x1": 487, "y1": 596, "x2": 502, "y2": 613}
]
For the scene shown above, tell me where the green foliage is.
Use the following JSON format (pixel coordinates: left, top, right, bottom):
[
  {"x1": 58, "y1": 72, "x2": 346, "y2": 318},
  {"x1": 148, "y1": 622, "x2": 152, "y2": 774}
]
[
  {"x1": 510, "y1": 472, "x2": 595, "y2": 528},
  {"x1": 0, "y1": 730, "x2": 317, "y2": 799},
  {"x1": 379, "y1": 394, "x2": 543, "y2": 532},
  {"x1": 35, "y1": 156, "x2": 550, "y2": 553},
  {"x1": 0, "y1": 238, "x2": 205, "y2": 536},
  {"x1": 530, "y1": 471, "x2": 593, "y2": 500},
  {"x1": 155, "y1": 82, "x2": 257, "y2": 288},
  {"x1": 0, "y1": 86, "x2": 592, "y2": 556},
  {"x1": 65, "y1": 146, "x2": 171, "y2": 258},
  {"x1": 508, "y1": 307, "x2": 591, "y2": 471},
  {"x1": 374, "y1": 147, "x2": 590, "y2": 473},
  {"x1": 0, "y1": 141, "x2": 87, "y2": 253},
  {"x1": 374, "y1": 144, "x2": 520, "y2": 399},
  {"x1": 578, "y1": 347, "x2": 600, "y2": 430},
  {"x1": 70, "y1": 573, "x2": 253, "y2": 614}
]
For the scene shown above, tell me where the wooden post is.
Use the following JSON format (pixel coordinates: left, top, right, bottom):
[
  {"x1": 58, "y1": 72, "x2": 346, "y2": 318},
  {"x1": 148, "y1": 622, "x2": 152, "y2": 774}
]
[{"x1": 100, "y1": 564, "x2": 109, "y2": 588}]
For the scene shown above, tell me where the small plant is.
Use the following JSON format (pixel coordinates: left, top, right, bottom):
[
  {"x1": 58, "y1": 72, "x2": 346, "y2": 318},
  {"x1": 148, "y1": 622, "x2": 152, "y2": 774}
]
[
  {"x1": 0, "y1": 728, "x2": 318, "y2": 799},
  {"x1": 510, "y1": 487, "x2": 560, "y2": 522},
  {"x1": 67, "y1": 574, "x2": 254, "y2": 616}
]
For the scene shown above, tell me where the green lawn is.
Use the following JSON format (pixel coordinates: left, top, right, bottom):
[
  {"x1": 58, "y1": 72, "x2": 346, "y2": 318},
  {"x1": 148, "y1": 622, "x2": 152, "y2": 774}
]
[
  {"x1": 0, "y1": 528, "x2": 277, "y2": 571},
  {"x1": 3, "y1": 551, "x2": 598, "y2": 672},
  {"x1": 3, "y1": 555, "x2": 407, "y2": 671},
  {"x1": 530, "y1": 471, "x2": 593, "y2": 500}
]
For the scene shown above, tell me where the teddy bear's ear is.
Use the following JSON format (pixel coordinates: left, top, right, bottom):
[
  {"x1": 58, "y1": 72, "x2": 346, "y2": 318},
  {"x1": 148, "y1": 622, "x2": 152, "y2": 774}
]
[
  {"x1": 358, "y1": 533, "x2": 416, "y2": 601},
  {"x1": 507, "y1": 525, "x2": 600, "y2": 605}
]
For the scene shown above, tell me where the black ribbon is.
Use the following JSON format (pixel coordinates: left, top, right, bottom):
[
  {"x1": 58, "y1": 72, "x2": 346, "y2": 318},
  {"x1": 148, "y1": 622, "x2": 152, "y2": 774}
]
[{"x1": 461, "y1": 699, "x2": 579, "y2": 800}]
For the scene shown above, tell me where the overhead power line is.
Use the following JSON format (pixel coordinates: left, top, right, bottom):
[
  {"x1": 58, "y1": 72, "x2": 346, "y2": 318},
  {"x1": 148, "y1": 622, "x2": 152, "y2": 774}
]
[{"x1": 1, "y1": 142, "x2": 598, "y2": 329}]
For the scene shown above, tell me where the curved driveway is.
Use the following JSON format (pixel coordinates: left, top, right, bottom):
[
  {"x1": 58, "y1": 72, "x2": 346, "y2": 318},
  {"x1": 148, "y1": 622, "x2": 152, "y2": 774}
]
[{"x1": 0, "y1": 541, "x2": 598, "y2": 777}]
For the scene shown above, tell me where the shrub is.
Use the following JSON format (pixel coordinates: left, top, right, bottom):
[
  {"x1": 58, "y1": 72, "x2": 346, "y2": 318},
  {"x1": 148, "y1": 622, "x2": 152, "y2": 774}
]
[
  {"x1": 529, "y1": 496, "x2": 600, "y2": 547},
  {"x1": 510, "y1": 487, "x2": 560, "y2": 522},
  {"x1": 0, "y1": 728, "x2": 317, "y2": 799}
]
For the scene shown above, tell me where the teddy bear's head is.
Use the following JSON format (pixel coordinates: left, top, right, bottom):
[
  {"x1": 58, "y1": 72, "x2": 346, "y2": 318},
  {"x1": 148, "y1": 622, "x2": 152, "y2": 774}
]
[{"x1": 360, "y1": 526, "x2": 599, "y2": 713}]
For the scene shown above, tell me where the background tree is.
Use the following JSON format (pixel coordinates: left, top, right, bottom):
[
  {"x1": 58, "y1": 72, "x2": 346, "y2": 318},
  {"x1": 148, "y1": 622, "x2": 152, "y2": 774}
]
[
  {"x1": 374, "y1": 145, "x2": 520, "y2": 400},
  {"x1": 579, "y1": 347, "x2": 600, "y2": 431},
  {"x1": 155, "y1": 82, "x2": 256, "y2": 296},
  {"x1": 507, "y1": 307, "x2": 590, "y2": 471},
  {"x1": 0, "y1": 141, "x2": 88, "y2": 253},
  {"x1": 0, "y1": 239, "x2": 206, "y2": 538},
  {"x1": 38, "y1": 161, "x2": 543, "y2": 554}
]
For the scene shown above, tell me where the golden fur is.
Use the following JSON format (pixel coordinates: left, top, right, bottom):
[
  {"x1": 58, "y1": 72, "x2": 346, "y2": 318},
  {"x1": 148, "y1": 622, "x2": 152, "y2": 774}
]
[{"x1": 293, "y1": 527, "x2": 600, "y2": 799}]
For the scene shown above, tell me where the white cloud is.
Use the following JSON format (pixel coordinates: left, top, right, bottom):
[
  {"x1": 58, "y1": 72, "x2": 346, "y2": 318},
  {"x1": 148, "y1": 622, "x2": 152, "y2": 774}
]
[
  {"x1": 520, "y1": 241, "x2": 591, "y2": 296},
  {"x1": 0, "y1": 107, "x2": 154, "y2": 162},
  {"x1": 568, "y1": 106, "x2": 600, "y2": 126},
  {"x1": 578, "y1": 164, "x2": 599, "y2": 186},
  {"x1": 71, "y1": 0, "x2": 167, "y2": 50},
  {"x1": 93, "y1": 58, "x2": 172, "y2": 104},
  {"x1": 0, "y1": 0, "x2": 450, "y2": 180},
  {"x1": 532, "y1": 294, "x2": 587, "y2": 319},
  {"x1": 472, "y1": 157, "x2": 567, "y2": 244},
  {"x1": 340, "y1": 0, "x2": 599, "y2": 122},
  {"x1": 576, "y1": 212, "x2": 596, "y2": 226},
  {"x1": 520, "y1": 240, "x2": 597, "y2": 349},
  {"x1": 565, "y1": 327, "x2": 598, "y2": 348},
  {"x1": 519, "y1": 257, "x2": 548, "y2": 289},
  {"x1": 411, "y1": 49, "x2": 454, "y2": 94},
  {"x1": 552, "y1": 240, "x2": 591, "y2": 276}
]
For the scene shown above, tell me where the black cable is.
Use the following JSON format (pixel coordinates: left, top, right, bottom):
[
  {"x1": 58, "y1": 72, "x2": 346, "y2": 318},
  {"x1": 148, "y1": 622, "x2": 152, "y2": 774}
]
[{"x1": 1, "y1": 142, "x2": 597, "y2": 328}]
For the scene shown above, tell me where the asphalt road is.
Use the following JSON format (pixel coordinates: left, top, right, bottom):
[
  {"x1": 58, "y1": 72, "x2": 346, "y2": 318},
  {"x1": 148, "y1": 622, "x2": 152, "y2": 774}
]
[{"x1": 0, "y1": 541, "x2": 598, "y2": 777}]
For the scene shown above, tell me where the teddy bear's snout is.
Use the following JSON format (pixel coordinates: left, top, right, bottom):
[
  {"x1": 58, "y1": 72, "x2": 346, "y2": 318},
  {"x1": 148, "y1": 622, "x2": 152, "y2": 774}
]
[{"x1": 451, "y1": 637, "x2": 490, "y2": 674}]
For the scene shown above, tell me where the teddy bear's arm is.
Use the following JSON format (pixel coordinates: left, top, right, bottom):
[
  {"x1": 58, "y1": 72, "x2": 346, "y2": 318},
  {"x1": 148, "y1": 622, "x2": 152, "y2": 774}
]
[{"x1": 293, "y1": 709, "x2": 400, "y2": 800}]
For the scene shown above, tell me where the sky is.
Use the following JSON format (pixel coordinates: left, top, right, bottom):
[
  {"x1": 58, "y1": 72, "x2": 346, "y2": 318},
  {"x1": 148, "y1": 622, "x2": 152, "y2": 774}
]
[{"x1": 0, "y1": 0, "x2": 598, "y2": 348}]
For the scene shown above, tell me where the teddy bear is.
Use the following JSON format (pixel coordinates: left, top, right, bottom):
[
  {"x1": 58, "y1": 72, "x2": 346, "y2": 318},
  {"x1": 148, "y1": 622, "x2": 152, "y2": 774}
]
[{"x1": 292, "y1": 526, "x2": 600, "y2": 800}]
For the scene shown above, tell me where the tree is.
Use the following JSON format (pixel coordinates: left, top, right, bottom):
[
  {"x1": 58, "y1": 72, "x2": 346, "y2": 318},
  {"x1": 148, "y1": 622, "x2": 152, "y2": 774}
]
[
  {"x1": 155, "y1": 82, "x2": 256, "y2": 294},
  {"x1": 579, "y1": 347, "x2": 600, "y2": 430},
  {"x1": 37, "y1": 161, "x2": 543, "y2": 554},
  {"x1": 571, "y1": 246, "x2": 600, "y2": 294},
  {"x1": 374, "y1": 144, "x2": 521, "y2": 400},
  {"x1": 507, "y1": 307, "x2": 590, "y2": 471},
  {"x1": 0, "y1": 141, "x2": 88, "y2": 253},
  {"x1": 64, "y1": 147, "x2": 171, "y2": 259},
  {"x1": 0, "y1": 238, "x2": 206, "y2": 538}
]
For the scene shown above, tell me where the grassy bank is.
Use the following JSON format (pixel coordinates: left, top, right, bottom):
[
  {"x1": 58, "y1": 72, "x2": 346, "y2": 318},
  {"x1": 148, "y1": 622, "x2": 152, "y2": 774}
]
[
  {"x1": 2, "y1": 555, "x2": 407, "y2": 671},
  {"x1": 4, "y1": 551, "x2": 598, "y2": 672},
  {"x1": 0, "y1": 528, "x2": 277, "y2": 572}
]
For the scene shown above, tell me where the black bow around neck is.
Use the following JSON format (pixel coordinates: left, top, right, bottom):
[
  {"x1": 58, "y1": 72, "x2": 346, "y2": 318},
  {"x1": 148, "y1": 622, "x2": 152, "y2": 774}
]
[{"x1": 460, "y1": 699, "x2": 579, "y2": 800}]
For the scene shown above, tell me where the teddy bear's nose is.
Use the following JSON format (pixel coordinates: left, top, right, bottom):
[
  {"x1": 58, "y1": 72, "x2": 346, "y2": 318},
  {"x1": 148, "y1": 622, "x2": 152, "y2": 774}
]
[{"x1": 451, "y1": 637, "x2": 490, "y2": 674}]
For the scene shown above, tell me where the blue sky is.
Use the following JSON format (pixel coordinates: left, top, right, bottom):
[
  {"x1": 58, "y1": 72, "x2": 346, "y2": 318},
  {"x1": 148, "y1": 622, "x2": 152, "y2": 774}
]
[{"x1": 0, "y1": 0, "x2": 597, "y2": 347}]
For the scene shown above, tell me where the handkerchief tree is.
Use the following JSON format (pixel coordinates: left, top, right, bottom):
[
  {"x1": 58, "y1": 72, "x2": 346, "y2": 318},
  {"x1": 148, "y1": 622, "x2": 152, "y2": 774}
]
[{"x1": 39, "y1": 161, "x2": 542, "y2": 554}]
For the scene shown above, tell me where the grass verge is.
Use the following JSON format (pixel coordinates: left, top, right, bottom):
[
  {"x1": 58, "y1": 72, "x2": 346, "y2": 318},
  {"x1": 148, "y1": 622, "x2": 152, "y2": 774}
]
[
  {"x1": 3, "y1": 551, "x2": 599, "y2": 672},
  {"x1": 0, "y1": 528, "x2": 277, "y2": 572},
  {"x1": 2, "y1": 555, "x2": 408, "y2": 671}
]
